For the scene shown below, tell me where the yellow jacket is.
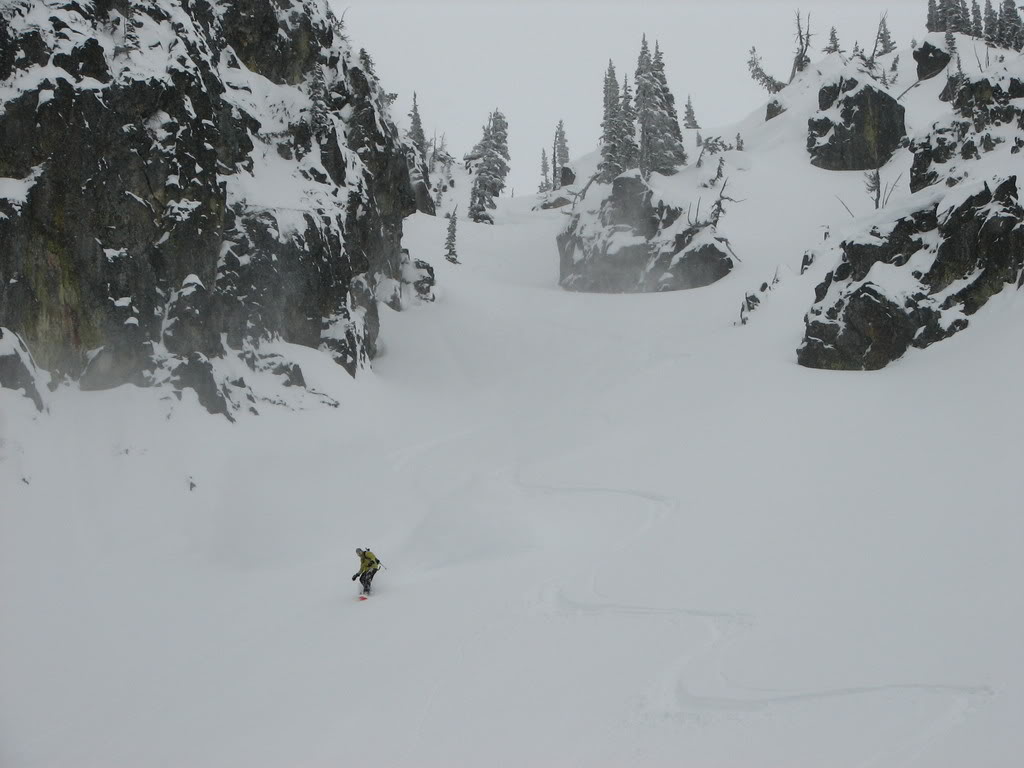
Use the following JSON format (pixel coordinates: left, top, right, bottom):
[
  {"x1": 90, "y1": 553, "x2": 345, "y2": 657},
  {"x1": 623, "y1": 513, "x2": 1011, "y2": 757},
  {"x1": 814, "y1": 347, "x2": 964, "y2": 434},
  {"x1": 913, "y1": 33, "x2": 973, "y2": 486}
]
[{"x1": 357, "y1": 549, "x2": 381, "y2": 574}]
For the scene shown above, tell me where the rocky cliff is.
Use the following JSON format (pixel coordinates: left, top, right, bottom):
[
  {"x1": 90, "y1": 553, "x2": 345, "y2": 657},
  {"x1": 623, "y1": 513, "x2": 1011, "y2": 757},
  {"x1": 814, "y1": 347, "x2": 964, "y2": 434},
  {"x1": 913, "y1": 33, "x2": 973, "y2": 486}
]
[
  {"x1": 798, "y1": 44, "x2": 1024, "y2": 370},
  {"x1": 0, "y1": 0, "x2": 427, "y2": 415},
  {"x1": 558, "y1": 150, "x2": 738, "y2": 294}
]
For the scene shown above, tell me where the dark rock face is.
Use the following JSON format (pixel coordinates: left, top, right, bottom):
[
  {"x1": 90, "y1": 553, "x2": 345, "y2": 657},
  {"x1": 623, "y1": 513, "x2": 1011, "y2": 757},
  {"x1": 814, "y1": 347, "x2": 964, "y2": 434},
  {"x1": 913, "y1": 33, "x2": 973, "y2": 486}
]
[
  {"x1": 537, "y1": 195, "x2": 572, "y2": 210},
  {"x1": 798, "y1": 178, "x2": 1024, "y2": 370},
  {"x1": 914, "y1": 42, "x2": 952, "y2": 81},
  {"x1": 766, "y1": 99, "x2": 786, "y2": 121},
  {"x1": 559, "y1": 174, "x2": 734, "y2": 293},
  {"x1": 0, "y1": 327, "x2": 46, "y2": 411},
  {"x1": 910, "y1": 76, "x2": 1024, "y2": 192},
  {"x1": 559, "y1": 166, "x2": 577, "y2": 187},
  {"x1": 808, "y1": 77, "x2": 906, "y2": 170},
  {"x1": 0, "y1": 0, "x2": 426, "y2": 412},
  {"x1": 163, "y1": 277, "x2": 224, "y2": 359},
  {"x1": 402, "y1": 252, "x2": 436, "y2": 303},
  {"x1": 171, "y1": 354, "x2": 231, "y2": 420}
]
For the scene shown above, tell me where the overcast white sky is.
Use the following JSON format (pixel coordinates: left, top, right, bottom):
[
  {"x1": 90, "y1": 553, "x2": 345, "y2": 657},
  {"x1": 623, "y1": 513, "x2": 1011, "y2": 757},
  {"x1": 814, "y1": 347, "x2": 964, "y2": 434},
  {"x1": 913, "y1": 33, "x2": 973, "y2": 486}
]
[{"x1": 330, "y1": 1, "x2": 925, "y2": 194}]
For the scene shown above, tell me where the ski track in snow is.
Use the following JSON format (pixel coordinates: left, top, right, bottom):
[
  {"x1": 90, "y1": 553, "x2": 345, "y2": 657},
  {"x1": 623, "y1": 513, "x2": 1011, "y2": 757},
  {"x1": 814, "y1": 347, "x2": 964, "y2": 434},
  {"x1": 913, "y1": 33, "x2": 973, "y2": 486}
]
[{"x1": 513, "y1": 467, "x2": 994, "y2": 766}]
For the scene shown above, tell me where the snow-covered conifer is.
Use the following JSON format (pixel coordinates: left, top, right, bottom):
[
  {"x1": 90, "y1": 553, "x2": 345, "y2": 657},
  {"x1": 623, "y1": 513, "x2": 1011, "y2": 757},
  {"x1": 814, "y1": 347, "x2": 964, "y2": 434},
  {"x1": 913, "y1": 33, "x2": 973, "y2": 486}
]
[
  {"x1": 444, "y1": 207, "x2": 459, "y2": 263},
  {"x1": 468, "y1": 174, "x2": 492, "y2": 224},
  {"x1": 928, "y1": 0, "x2": 940, "y2": 32},
  {"x1": 984, "y1": 0, "x2": 999, "y2": 42},
  {"x1": 945, "y1": 28, "x2": 958, "y2": 54},
  {"x1": 358, "y1": 48, "x2": 376, "y2": 76},
  {"x1": 876, "y1": 15, "x2": 897, "y2": 55},
  {"x1": 823, "y1": 27, "x2": 844, "y2": 54},
  {"x1": 971, "y1": 0, "x2": 984, "y2": 35},
  {"x1": 599, "y1": 62, "x2": 623, "y2": 182},
  {"x1": 485, "y1": 110, "x2": 511, "y2": 203},
  {"x1": 941, "y1": 0, "x2": 959, "y2": 32},
  {"x1": 651, "y1": 43, "x2": 685, "y2": 147},
  {"x1": 616, "y1": 74, "x2": 638, "y2": 172},
  {"x1": 555, "y1": 120, "x2": 570, "y2": 174},
  {"x1": 539, "y1": 149, "x2": 551, "y2": 193},
  {"x1": 747, "y1": 47, "x2": 785, "y2": 93},
  {"x1": 467, "y1": 110, "x2": 510, "y2": 222},
  {"x1": 999, "y1": 0, "x2": 1022, "y2": 47},
  {"x1": 408, "y1": 92, "x2": 427, "y2": 159},
  {"x1": 683, "y1": 95, "x2": 700, "y2": 129},
  {"x1": 636, "y1": 37, "x2": 686, "y2": 177},
  {"x1": 735, "y1": 133, "x2": 744, "y2": 151},
  {"x1": 552, "y1": 120, "x2": 569, "y2": 188}
]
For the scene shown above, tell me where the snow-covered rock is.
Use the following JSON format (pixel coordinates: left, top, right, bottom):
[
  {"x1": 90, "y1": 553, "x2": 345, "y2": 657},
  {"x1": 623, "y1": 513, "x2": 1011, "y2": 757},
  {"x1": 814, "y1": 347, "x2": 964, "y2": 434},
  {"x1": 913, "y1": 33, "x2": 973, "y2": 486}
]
[
  {"x1": 0, "y1": 0, "x2": 428, "y2": 412},
  {"x1": 798, "y1": 177, "x2": 1024, "y2": 370},
  {"x1": 807, "y1": 70, "x2": 907, "y2": 171},
  {"x1": 0, "y1": 326, "x2": 46, "y2": 411},
  {"x1": 558, "y1": 154, "x2": 738, "y2": 294}
]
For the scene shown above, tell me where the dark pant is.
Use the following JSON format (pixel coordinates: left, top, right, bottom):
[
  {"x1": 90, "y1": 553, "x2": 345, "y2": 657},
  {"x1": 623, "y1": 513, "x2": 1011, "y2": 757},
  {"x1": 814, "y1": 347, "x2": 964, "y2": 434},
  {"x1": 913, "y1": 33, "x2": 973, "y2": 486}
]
[{"x1": 359, "y1": 568, "x2": 378, "y2": 594}]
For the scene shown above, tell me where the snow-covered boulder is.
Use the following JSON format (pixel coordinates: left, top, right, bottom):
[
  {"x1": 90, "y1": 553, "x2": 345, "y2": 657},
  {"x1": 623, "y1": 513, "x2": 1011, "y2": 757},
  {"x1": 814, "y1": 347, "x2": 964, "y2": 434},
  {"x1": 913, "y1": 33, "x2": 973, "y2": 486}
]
[
  {"x1": 807, "y1": 76, "x2": 906, "y2": 171},
  {"x1": 558, "y1": 173, "x2": 734, "y2": 293},
  {"x1": 170, "y1": 353, "x2": 231, "y2": 420},
  {"x1": 0, "y1": 0, "x2": 426, "y2": 402},
  {"x1": 0, "y1": 327, "x2": 46, "y2": 411},
  {"x1": 913, "y1": 42, "x2": 952, "y2": 81},
  {"x1": 798, "y1": 178, "x2": 1024, "y2": 370},
  {"x1": 910, "y1": 72, "x2": 1024, "y2": 192}
]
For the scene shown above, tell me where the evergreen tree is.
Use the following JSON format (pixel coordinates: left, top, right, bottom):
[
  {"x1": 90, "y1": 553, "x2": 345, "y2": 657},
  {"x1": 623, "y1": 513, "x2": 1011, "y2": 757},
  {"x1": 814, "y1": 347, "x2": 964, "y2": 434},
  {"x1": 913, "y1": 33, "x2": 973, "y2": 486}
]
[
  {"x1": 652, "y1": 42, "x2": 683, "y2": 143},
  {"x1": 946, "y1": 28, "x2": 958, "y2": 54},
  {"x1": 616, "y1": 74, "x2": 638, "y2": 172},
  {"x1": 972, "y1": 0, "x2": 984, "y2": 35},
  {"x1": 683, "y1": 95, "x2": 700, "y2": 129},
  {"x1": 961, "y1": 0, "x2": 972, "y2": 32},
  {"x1": 823, "y1": 26, "x2": 844, "y2": 54},
  {"x1": 552, "y1": 120, "x2": 569, "y2": 188},
  {"x1": 747, "y1": 47, "x2": 785, "y2": 93},
  {"x1": 539, "y1": 149, "x2": 551, "y2": 193},
  {"x1": 984, "y1": 0, "x2": 999, "y2": 42},
  {"x1": 467, "y1": 110, "x2": 510, "y2": 223},
  {"x1": 928, "y1": 0, "x2": 940, "y2": 32},
  {"x1": 485, "y1": 110, "x2": 510, "y2": 204},
  {"x1": 599, "y1": 62, "x2": 623, "y2": 182},
  {"x1": 999, "y1": 0, "x2": 1022, "y2": 47},
  {"x1": 408, "y1": 92, "x2": 427, "y2": 159},
  {"x1": 468, "y1": 174, "x2": 492, "y2": 224},
  {"x1": 940, "y1": 0, "x2": 958, "y2": 31},
  {"x1": 444, "y1": 207, "x2": 459, "y2": 264},
  {"x1": 556, "y1": 120, "x2": 570, "y2": 169},
  {"x1": 735, "y1": 133, "x2": 744, "y2": 151},
  {"x1": 358, "y1": 48, "x2": 376, "y2": 76},
  {"x1": 876, "y1": 15, "x2": 897, "y2": 55},
  {"x1": 635, "y1": 37, "x2": 686, "y2": 176}
]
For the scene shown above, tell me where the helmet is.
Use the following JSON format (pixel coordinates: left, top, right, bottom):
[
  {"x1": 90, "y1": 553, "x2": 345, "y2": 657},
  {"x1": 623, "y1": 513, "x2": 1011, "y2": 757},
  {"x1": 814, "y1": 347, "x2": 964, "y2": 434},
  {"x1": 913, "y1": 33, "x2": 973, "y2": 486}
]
[{"x1": 355, "y1": 548, "x2": 363, "y2": 556}]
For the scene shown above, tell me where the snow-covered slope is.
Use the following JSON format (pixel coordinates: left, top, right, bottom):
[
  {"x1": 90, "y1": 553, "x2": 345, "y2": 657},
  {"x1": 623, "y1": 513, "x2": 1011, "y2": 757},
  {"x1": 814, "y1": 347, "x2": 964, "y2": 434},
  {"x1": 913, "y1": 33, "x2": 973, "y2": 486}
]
[{"x1": 3, "y1": 186, "x2": 1023, "y2": 765}]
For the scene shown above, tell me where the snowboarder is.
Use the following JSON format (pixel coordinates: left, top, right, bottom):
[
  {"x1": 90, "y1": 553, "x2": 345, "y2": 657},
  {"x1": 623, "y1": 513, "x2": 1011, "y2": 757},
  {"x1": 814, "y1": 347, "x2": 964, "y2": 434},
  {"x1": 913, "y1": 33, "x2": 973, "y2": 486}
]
[{"x1": 352, "y1": 547, "x2": 382, "y2": 595}]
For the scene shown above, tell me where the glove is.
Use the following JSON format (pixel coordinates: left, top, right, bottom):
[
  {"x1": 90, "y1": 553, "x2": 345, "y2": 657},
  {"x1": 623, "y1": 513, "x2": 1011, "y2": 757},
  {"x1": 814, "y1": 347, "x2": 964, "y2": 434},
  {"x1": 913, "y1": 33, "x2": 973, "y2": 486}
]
[{"x1": 351, "y1": 574, "x2": 358, "y2": 581}]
